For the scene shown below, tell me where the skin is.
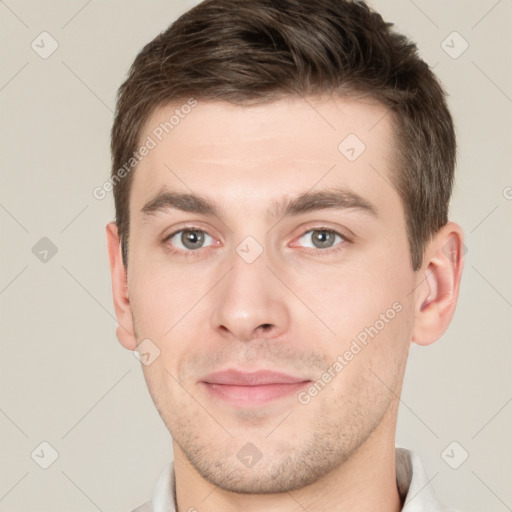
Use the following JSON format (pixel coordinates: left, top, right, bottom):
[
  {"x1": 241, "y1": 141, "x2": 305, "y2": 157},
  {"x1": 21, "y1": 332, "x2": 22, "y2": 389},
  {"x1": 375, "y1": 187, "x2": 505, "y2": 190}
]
[{"x1": 107, "y1": 95, "x2": 465, "y2": 512}]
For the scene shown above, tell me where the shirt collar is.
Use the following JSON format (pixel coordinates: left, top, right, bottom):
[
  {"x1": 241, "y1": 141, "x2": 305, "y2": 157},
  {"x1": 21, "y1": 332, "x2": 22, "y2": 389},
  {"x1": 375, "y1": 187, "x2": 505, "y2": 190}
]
[
  {"x1": 395, "y1": 447, "x2": 452, "y2": 511},
  {"x1": 149, "y1": 447, "x2": 451, "y2": 512}
]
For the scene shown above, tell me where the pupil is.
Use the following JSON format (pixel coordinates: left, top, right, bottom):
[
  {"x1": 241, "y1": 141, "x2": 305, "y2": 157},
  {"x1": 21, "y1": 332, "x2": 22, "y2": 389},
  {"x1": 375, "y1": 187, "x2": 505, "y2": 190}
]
[
  {"x1": 314, "y1": 231, "x2": 333, "y2": 248},
  {"x1": 183, "y1": 230, "x2": 204, "y2": 249}
]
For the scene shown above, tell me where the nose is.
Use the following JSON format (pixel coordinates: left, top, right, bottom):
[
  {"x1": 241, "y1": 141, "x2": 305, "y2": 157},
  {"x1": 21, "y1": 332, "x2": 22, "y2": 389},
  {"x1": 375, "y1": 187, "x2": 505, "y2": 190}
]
[{"x1": 209, "y1": 246, "x2": 290, "y2": 342}]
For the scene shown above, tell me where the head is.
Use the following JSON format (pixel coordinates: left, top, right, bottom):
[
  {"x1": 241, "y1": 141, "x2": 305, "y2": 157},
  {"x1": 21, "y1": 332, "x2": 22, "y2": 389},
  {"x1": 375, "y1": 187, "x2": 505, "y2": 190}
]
[{"x1": 107, "y1": 0, "x2": 464, "y2": 496}]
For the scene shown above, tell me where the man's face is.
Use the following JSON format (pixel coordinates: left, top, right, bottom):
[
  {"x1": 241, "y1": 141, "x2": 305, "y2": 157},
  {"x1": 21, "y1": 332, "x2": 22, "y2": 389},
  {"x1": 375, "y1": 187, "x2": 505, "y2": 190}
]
[{"x1": 125, "y1": 96, "x2": 417, "y2": 493}]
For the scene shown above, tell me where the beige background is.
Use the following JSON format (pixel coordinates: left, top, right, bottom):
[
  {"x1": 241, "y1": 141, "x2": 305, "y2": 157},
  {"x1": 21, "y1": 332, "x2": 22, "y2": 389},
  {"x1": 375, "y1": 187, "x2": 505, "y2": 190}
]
[{"x1": 1, "y1": 0, "x2": 511, "y2": 510}]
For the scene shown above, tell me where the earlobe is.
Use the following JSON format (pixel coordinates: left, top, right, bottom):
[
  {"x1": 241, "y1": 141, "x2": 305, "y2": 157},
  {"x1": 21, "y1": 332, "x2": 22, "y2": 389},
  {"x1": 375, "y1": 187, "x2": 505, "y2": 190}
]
[
  {"x1": 411, "y1": 222, "x2": 465, "y2": 346},
  {"x1": 106, "y1": 222, "x2": 138, "y2": 351}
]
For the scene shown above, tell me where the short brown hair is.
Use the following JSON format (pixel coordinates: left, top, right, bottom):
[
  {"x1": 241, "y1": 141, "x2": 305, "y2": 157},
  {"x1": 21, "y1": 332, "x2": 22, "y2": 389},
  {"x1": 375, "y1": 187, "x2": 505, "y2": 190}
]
[{"x1": 111, "y1": 0, "x2": 456, "y2": 271}]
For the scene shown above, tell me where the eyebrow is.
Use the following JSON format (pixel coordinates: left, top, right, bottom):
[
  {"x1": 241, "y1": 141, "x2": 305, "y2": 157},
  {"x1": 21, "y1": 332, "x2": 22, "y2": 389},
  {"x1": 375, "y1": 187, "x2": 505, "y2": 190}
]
[{"x1": 141, "y1": 186, "x2": 378, "y2": 221}]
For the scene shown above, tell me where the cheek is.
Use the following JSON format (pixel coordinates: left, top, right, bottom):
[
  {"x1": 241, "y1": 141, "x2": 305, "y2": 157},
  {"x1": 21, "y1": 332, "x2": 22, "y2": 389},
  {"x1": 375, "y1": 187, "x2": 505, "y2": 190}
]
[
  {"x1": 128, "y1": 259, "x2": 208, "y2": 337},
  {"x1": 364, "y1": 295, "x2": 414, "y2": 382},
  {"x1": 292, "y1": 238, "x2": 407, "y2": 329},
  {"x1": 141, "y1": 360, "x2": 183, "y2": 428},
  {"x1": 295, "y1": 255, "x2": 411, "y2": 367},
  {"x1": 293, "y1": 266, "x2": 388, "y2": 341}
]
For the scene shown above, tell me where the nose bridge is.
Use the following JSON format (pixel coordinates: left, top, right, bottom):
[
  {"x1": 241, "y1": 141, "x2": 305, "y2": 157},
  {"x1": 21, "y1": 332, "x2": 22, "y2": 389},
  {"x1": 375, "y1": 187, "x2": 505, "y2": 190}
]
[{"x1": 209, "y1": 237, "x2": 290, "y2": 341}]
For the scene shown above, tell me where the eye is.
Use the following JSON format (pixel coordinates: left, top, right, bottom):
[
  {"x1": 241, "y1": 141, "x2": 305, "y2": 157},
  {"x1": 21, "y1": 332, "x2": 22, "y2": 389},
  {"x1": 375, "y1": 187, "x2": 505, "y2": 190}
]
[
  {"x1": 294, "y1": 228, "x2": 348, "y2": 252},
  {"x1": 165, "y1": 229, "x2": 214, "y2": 252}
]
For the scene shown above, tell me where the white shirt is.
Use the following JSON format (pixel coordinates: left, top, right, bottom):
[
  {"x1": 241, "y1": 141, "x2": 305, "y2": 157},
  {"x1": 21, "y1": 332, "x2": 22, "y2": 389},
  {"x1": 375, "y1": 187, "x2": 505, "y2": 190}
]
[{"x1": 131, "y1": 447, "x2": 458, "y2": 512}]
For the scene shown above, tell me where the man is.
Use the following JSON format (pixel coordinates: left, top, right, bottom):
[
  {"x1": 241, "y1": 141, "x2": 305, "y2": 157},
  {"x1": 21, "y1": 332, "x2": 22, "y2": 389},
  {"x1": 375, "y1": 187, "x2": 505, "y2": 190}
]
[{"x1": 106, "y1": 0, "x2": 465, "y2": 510}]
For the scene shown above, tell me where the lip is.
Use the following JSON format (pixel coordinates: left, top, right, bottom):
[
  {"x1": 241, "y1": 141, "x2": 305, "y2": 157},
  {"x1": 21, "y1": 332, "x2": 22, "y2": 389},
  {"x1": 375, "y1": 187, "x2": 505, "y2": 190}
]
[
  {"x1": 201, "y1": 369, "x2": 309, "y2": 386},
  {"x1": 200, "y1": 369, "x2": 311, "y2": 407}
]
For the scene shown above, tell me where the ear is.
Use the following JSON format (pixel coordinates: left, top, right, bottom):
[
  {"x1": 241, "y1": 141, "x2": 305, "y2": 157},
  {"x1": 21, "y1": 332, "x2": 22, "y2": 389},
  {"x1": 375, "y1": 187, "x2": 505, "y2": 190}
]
[
  {"x1": 411, "y1": 222, "x2": 465, "y2": 346},
  {"x1": 106, "y1": 222, "x2": 137, "y2": 351}
]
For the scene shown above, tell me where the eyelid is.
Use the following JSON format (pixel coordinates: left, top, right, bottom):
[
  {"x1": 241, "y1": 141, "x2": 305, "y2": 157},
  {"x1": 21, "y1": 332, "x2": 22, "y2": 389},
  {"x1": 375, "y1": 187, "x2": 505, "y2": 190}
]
[
  {"x1": 167, "y1": 229, "x2": 215, "y2": 251},
  {"x1": 163, "y1": 223, "x2": 221, "y2": 250},
  {"x1": 163, "y1": 221, "x2": 220, "y2": 241},
  {"x1": 289, "y1": 226, "x2": 351, "y2": 252},
  {"x1": 162, "y1": 224, "x2": 352, "y2": 256}
]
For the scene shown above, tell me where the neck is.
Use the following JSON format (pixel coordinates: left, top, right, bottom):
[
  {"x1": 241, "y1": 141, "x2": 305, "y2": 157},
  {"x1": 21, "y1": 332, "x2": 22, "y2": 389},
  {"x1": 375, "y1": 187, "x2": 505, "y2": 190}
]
[{"x1": 173, "y1": 408, "x2": 402, "y2": 512}]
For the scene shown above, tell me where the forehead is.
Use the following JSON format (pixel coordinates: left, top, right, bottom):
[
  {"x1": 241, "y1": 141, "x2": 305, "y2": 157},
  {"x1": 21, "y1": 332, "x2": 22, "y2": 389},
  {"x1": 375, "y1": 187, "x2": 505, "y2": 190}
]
[{"x1": 130, "y1": 95, "x2": 401, "y2": 222}]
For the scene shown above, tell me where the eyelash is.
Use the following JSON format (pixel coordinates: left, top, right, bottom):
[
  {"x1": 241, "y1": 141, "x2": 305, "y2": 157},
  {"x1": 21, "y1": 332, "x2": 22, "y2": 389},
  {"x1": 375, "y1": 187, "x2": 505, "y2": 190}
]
[{"x1": 162, "y1": 225, "x2": 351, "y2": 258}]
